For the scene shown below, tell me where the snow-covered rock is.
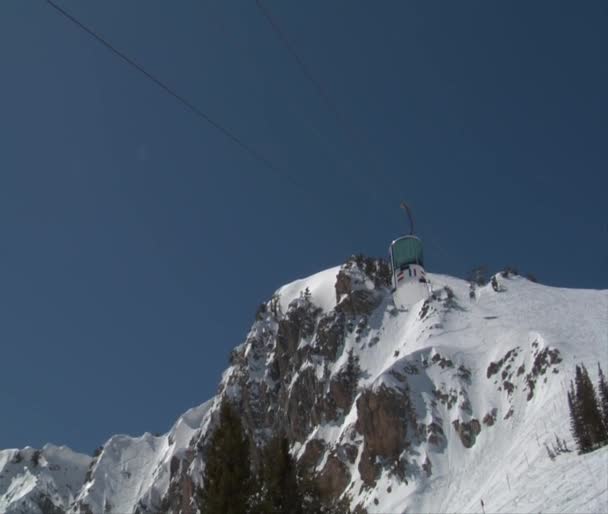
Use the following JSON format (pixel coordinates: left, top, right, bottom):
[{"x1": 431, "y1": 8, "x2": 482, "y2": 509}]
[
  {"x1": 0, "y1": 445, "x2": 91, "y2": 514},
  {"x1": 1, "y1": 258, "x2": 607, "y2": 513}
]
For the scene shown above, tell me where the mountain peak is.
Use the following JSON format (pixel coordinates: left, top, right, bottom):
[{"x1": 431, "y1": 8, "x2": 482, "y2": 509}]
[{"x1": 2, "y1": 260, "x2": 607, "y2": 513}]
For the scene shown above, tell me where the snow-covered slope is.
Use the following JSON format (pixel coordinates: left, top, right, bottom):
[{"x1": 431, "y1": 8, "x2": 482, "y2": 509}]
[
  {"x1": 0, "y1": 445, "x2": 91, "y2": 513},
  {"x1": 0, "y1": 402, "x2": 211, "y2": 514},
  {"x1": 247, "y1": 265, "x2": 608, "y2": 513},
  {"x1": 340, "y1": 273, "x2": 608, "y2": 513},
  {"x1": 69, "y1": 401, "x2": 212, "y2": 514},
  {"x1": 1, "y1": 260, "x2": 607, "y2": 514}
]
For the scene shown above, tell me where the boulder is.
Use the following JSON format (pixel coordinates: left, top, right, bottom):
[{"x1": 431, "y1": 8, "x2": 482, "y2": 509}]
[{"x1": 452, "y1": 419, "x2": 481, "y2": 448}]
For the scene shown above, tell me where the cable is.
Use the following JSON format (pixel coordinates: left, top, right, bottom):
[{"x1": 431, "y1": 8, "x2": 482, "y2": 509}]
[
  {"x1": 45, "y1": 0, "x2": 294, "y2": 186},
  {"x1": 46, "y1": 0, "x2": 452, "y2": 268},
  {"x1": 256, "y1": 4, "x2": 457, "y2": 264},
  {"x1": 255, "y1": 0, "x2": 381, "y2": 189},
  {"x1": 255, "y1": 0, "x2": 346, "y2": 134}
]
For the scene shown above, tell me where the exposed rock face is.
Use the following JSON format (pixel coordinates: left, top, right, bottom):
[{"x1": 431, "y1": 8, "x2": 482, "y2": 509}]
[
  {"x1": 317, "y1": 454, "x2": 351, "y2": 500},
  {"x1": 286, "y1": 366, "x2": 326, "y2": 441},
  {"x1": 483, "y1": 408, "x2": 498, "y2": 426},
  {"x1": 3, "y1": 255, "x2": 592, "y2": 514},
  {"x1": 422, "y1": 455, "x2": 432, "y2": 477},
  {"x1": 356, "y1": 386, "x2": 413, "y2": 485},
  {"x1": 452, "y1": 419, "x2": 481, "y2": 448},
  {"x1": 334, "y1": 259, "x2": 383, "y2": 316},
  {"x1": 210, "y1": 256, "x2": 400, "y2": 503},
  {"x1": 425, "y1": 420, "x2": 445, "y2": 446},
  {"x1": 329, "y1": 373, "x2": 355, "y2": 411},
  {"x1": 276, "y1": 299, "x2": 322, "y2": 375},
  {"x1": 335, "y1": 268, "x2": 353, "y2": 303},
  {"x1": 336, "y1": 288, "x2": 382, "y2": 317},
  {"x1": 154, "y1": 456, "x2": 197, "y2": 514},
  {"x1": 299, "y1": 439, "x2": 327, "y2": 470},
  {"x1": 525, "y1": 345, "x2": 562, "y2": 400},
  {"x1": 314, "y1": 312, "x2": 345, "y2": 361},
  {"x1": 186, "y1": 256, "x2": 493, "y2": 507}
]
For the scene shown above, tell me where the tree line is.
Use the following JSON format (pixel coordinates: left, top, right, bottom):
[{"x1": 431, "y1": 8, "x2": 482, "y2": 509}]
[{"x1": 567, "y1": 363, "x2": 608, "y2": 453}]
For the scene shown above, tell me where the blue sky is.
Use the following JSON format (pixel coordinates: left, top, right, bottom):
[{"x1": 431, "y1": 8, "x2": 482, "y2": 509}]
[{"x1": 0, "y1": 1, "x2": 606, "y2": 454}]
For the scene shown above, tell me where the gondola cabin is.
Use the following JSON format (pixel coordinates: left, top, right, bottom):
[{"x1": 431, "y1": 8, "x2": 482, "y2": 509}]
[{"x1": 389, "y1": 235, "x2": 430, "y2": 307}]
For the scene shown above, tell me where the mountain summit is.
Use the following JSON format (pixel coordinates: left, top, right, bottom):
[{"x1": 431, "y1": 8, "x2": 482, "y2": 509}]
[{"x1": 2, "y1": 257, "x2": 607, "y2": 513}]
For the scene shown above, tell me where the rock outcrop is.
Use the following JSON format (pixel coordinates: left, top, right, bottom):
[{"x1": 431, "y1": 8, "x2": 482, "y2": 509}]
[{"x1": 3, "y1": 255, "x2": 598, "y2": 514}]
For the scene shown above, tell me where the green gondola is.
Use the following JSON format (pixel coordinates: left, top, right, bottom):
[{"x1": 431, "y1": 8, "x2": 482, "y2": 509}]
[{"x1": 389, "y1": 203, "x2": 430, "y2": 306}]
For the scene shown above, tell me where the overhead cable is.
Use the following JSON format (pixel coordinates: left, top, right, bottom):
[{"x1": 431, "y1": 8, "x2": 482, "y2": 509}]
[
  {"x1": 255, "y1": 0, "x2": 375, "y2": 174},
  {"x1": 45, "y1": 0, "x2": 290, "y2": 184}
]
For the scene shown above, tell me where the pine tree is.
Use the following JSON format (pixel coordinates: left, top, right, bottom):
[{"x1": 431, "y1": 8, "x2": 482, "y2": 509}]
[
  {"x1": 258, "y1": 436, "x2": 303, "y2": 514},
  {"x1": 579, "y1": 364, "x2": 608, "y2": 448},
  {"x1": 597, "y1": 363, "x2": 608, "y2": 431},
  {"x1": 567, "y1": 380, "x2": 584, "y2": 452},
  {"x1": 31, "y1": 449, "x2": 41, "y2": 467},
  {"x1": 297, "y1": 469, "x2": 323, "y2": 514},
  {"x1": 353, "y1": 254, "x2": 365, "y2": 269},
  {"x1": 303, "y1": 287, "x2": 312, "y2": 302},
  {"x1": 570, "y1": 364, "x2": 608, "y2": 453},
  {"x1": 343, "y1": 349, "x2": 361, "y2": 398},
  {"x1": 198, "y1": 402, "x2": 254, "y2": 514},
  {"x1": 467, "y1": 265, "x2": 488, "y2": 287},
  {"x1": 573, "y1": 365, "x2": 594, "y2": 452},
  {"x1": 375, "y1": 259, "x2": 392, "y2": 288}
]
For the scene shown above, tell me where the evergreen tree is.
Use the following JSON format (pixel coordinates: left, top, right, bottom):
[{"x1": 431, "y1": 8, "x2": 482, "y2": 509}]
[
  {"x1": 303, "y1": 287, "x2": 312, "y2": 302},
  {"x1": 258, "y1": 436, "x2": 303, "y2": 514},
  {"x1": 573, "y1": 365, "x2": 594, "y2": 452},
  {"x1": 297, "y1": 469, "x2": 323, "y2": 514},
  {"x1": 578, "y1": 364, "x2": 608, "y2": 447},
  {"x1": 31, "y1": 450, "x2": 41, "y2": 467},
  {"x1": 467, "y1": 265, "x2": 488, "y2": 287},
  {"x1": 353, "y1": 254, "x2": 365, "y2": 269},
  {"x1": 570, "y1": 364, "x2": 608, "y2": 453},
  {"x1": 364, "y1": 257, "x2": 375, "y2": 278},
  {"x1": 597, "y1": 363, "x2": 608, "y2": 431},
  {"x1": 343, "y1": 349, "x2": 361, "y2": 398},
  {"x1": 567, "y1": 380, "x2": 584, "y2": 452},
  {"x1": 198, "y1": 402, "x2": 254, "y2": 514},
  {"x1": 375, "y1": 258, "x2": 392, "y2": 288}
]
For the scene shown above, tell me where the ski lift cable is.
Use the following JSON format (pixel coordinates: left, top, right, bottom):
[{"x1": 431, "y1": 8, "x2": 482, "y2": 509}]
[
  {"x1": 193, "y1": 1, "x2": 369, "y2": 200},
  {"x1": 46, "y1": 0, "x2": 453, "y2": 266},
  {"x1": 256, "y1": 1, "x2": 457, "y2": 261},
  {"x1": 44, "y1": 0, "x2": 301, "y2": 189},
  {"x1": 400, "y1": 201, "x2": 415, "y2": 235},
  {"x1": 255, "y1": 0, "x2": 353, "y2": 139},
  {"x1": 254, "y1": 0, "x2": 388, "y2": 196}
]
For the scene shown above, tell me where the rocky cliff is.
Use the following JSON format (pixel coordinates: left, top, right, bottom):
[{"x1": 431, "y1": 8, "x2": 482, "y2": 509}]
[{"x1": 2, "y1": 257, "x2": 607, "y2": 513}]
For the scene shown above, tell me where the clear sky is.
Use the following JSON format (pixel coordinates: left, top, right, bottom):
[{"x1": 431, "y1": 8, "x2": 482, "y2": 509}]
[{"x1": 1, "y1": 1, "x2": 606, "y2": 455}]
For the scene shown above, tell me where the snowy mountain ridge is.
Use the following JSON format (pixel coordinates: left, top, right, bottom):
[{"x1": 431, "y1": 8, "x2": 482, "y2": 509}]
[{"x1": 1, "y1": 258, "x2": 607, "y2": 513}]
